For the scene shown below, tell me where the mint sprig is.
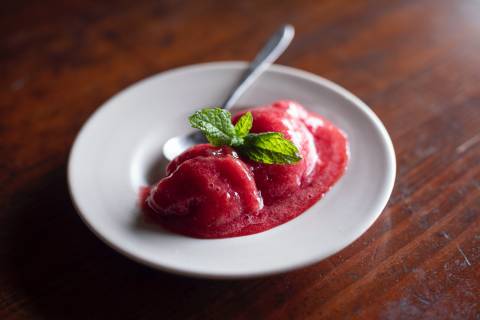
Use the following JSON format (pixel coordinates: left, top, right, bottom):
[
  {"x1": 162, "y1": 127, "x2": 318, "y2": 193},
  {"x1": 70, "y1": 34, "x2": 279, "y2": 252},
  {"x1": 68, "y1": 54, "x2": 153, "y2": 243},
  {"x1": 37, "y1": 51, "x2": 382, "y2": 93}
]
[
  {"x1": 189, "y1": 108, "x2": 302, "y2": 164},
  {"x1": 241, "y1": 132, "x2": 303, "y2": 164},
  {"x1": 188, "y1": 108, "x2": 242, "y2": 147}
]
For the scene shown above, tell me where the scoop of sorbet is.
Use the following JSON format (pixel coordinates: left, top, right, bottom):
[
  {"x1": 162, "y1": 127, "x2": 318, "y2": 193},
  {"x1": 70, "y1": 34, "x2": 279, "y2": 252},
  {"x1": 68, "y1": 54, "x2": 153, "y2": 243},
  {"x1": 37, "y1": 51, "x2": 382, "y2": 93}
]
[
  {"x1": 146, "y1": 145, "x2": 263, "y2": 236},
  {"x1": 143, "y1": 100, "x2": 348, "y2": 238}
]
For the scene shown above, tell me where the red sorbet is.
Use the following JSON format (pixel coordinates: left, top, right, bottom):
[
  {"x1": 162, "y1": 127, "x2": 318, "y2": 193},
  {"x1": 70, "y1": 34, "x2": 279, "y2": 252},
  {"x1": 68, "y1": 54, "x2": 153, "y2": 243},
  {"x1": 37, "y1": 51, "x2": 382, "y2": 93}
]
[{"x1": 142, "y1": 100, "x2": 348, "y2": 238}]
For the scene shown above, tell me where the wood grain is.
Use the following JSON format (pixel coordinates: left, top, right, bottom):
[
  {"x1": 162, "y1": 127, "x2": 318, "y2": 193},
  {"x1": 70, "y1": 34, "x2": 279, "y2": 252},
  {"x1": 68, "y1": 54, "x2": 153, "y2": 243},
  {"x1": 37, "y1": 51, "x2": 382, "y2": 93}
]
[{"x1": 1, "y1": 0, "x2": 479, "y2": 319}]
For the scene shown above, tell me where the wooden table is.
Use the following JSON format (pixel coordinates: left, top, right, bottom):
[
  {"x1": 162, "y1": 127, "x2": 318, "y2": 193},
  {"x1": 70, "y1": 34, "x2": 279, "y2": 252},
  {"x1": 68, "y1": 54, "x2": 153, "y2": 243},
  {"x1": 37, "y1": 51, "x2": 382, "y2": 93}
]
[{"x1": 1, "y1": 0, "x2": 479, "y2": 319}]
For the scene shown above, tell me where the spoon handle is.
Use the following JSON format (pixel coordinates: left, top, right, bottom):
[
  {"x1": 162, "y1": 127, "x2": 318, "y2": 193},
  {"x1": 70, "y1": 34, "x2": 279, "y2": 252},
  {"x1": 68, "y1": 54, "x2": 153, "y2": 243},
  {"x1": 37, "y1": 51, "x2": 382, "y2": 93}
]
[{"x1": 222, "y1": 24, "x2": 295, "y2": 110}]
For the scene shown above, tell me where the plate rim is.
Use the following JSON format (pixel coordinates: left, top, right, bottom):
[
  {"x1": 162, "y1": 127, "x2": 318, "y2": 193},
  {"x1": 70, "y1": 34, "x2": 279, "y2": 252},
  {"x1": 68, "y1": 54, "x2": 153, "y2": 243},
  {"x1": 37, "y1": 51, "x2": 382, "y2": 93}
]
[{"x1": 68, "y1": 61, "x2": 396, "y2": 279}]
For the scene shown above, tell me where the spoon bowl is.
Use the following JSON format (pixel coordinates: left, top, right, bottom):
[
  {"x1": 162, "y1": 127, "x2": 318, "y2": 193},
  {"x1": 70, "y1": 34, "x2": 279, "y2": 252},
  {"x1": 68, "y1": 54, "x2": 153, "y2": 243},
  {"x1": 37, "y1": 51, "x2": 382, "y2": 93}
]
[{"x1": 163, "y1": 131, "x2": 206, "y2": 161}]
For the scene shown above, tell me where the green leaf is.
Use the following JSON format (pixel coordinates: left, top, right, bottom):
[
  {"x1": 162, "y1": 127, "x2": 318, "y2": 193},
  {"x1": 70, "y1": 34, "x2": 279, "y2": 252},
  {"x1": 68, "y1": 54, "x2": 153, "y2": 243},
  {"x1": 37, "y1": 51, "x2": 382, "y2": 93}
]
[
  {"x1": 240, "y1": 132, "x2": 302, "y2": 164},
  {"x1": 189, "y1": 108, "x2": 238, "y2": 146},
  {"x1": 234, "y1": 112, "x2": 253, "y2": 138},
  {"x1": 189, "y1": 107, "x2": 302, "y2": 165}
]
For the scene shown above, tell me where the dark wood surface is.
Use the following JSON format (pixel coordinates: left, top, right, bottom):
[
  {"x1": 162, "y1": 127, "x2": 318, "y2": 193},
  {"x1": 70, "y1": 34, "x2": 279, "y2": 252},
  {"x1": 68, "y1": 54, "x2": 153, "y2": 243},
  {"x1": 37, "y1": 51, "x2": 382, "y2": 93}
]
[{"x1": 1, "y1": 0, "x2": 479, "y2": 319}]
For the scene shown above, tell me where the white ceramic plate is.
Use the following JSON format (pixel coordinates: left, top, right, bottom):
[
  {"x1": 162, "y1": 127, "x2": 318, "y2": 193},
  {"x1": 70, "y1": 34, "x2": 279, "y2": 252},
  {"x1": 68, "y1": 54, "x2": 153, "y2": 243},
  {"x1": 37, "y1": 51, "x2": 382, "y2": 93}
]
[{"x1": 68, "y1": 62, "x2": 395, "y2": 279}]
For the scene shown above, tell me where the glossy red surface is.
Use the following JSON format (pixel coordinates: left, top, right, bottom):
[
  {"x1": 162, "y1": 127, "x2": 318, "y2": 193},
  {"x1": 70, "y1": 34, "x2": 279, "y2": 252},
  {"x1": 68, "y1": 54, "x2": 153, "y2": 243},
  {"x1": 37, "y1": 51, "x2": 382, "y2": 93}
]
[{"x1": 144, "y1": 101, "x2": 348, "y2": 238}]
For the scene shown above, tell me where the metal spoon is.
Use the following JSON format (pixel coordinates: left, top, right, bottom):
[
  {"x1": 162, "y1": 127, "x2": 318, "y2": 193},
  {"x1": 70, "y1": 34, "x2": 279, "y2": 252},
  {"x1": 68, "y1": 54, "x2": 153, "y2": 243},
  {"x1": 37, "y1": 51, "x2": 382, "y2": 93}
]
[{"x1": 163, "y1": 24, "x2": 295, "y2": 161}]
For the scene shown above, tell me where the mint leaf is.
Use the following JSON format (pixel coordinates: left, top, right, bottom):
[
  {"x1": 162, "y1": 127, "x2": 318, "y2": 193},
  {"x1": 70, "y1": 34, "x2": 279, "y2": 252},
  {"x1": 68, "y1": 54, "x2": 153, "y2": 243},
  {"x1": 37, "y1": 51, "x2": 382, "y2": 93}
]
[
  {"x1": 234, "y1": 112, "x2": 253, "y2": 138},
  {"x1": 240, "y1": 132, "x2": 302, "y2": 164},
  {"x1": 189, "y1": 108, "x2": 302, "y2": 164},
  {"x1": 189, "y1": 108, "x2": 241, "y2": 146}
]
